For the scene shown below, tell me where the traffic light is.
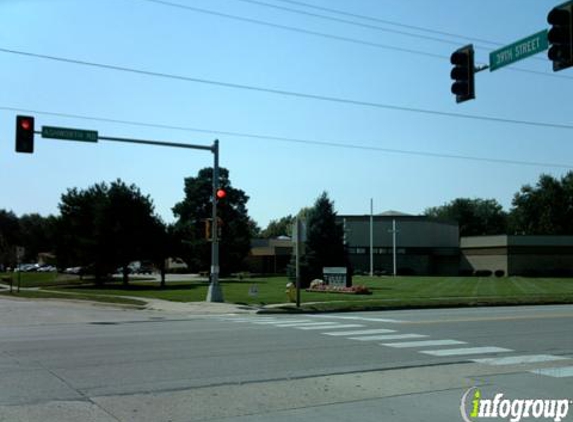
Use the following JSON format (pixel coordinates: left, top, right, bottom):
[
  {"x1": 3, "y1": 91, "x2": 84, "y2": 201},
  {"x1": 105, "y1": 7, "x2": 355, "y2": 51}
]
[
  {"x1": 548, "y1": 1, "x2": 573, "y2": 72},
  {"x1": 205, "y1": 218, "x2": 212, "y2": 240},
  {"x1": 216, "y1": 189, "x2": 226, "y2": 200},
  {"x1": 450, "y1": 44, "x2": 475, "y2": 103},
  {"x1": 205, "y1": 218, "x2": 223, "y2": 240},
  {"x1": 15, "y1": 115, "x2": 35, "y2": 153},
  {"x1": 217, "y1": 217, "x2": 223, "y2": 239}
]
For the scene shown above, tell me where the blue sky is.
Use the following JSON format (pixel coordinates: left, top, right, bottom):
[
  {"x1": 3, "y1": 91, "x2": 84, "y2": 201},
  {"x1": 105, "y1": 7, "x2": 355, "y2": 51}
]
[{"x1": 2, "y1": 0, "x2": 572, "y2": 228}]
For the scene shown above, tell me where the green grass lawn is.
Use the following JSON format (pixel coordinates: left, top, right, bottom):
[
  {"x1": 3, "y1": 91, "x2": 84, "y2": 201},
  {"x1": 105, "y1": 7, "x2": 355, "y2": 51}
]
[
  {"x1": 0, "y1": 289, "x2": 147, "y2": 308},
  {"x1": 41, "y1": 275, "x2": 573, "y2": 311}
]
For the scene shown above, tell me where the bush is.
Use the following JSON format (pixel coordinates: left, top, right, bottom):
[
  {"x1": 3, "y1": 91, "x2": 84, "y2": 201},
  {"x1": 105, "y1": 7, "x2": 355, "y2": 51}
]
[
  {"x1": 494, "y1": 270, "x2": 505, "y2": 278},
  {"x1": 398, "y1": 267, "x2": 416, "y2": 276},
  {"x1": 474, "y1": 270, "x2": 493, "y2": 277}
]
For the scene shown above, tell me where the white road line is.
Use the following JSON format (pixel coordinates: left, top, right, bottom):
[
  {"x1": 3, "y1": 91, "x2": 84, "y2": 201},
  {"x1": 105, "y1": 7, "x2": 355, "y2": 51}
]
[
  {"x1": 322, "y1": 328, "x2": 397, "y2": 336},
  {"x1": 251, "y1": 320, "x2": 312, "y2": 325},
  {"x1": 421, "y1": 347, "x2": 512, "y2": 357},
  {"x1": 473, "y1": 355, "x2": 569, "y2": 366},
  {"x1": 531, "y1": 366, "x2": 573, "y2": 378},
  {"x1": 225, "y1": 318, "x2": 277, "y2": 322},
  {"x1": 273, "y1": 322, "x2": 344, "y2": 328},
  {"x1": 310, "y1": 315, "x2": 403, "y2": 323},
  {"x1": 349, "y1": 334, "x2": 427, "y2": 341},
  {"x1": 296, "y1": 324, "x2": 364, "y2": 331},
  {"x1": 382, "y1": 339, "x2": 467, "y2": 348}
]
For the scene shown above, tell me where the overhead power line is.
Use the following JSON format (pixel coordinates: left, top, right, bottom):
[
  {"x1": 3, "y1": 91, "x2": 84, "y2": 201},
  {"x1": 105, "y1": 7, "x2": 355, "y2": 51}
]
[
  {"x1": 241, "y1": 0, "x2": 551, "y2": 65},
  {"x1": 1, "y1": 47, "x2": 573, "y2": 131},
  {"x1": 232, "y1": 0, "x2": 472, "y2": 48},
  {"x1": 270, "y1": 0, "x2": 503, "y2": 47},
  {"x1": 1, "y1": 105, "x2": 572, "y2": 169},
  {"x1": 139, "y1": 0, "x2": 570, "y2": 80},
  {"x1": 137, "y1": 0, "x2": 446, "y2": 60}
]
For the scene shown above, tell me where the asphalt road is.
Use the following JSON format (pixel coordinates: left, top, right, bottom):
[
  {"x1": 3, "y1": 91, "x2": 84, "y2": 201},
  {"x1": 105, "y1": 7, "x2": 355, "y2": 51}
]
[{"x1": 1, "y1": 298, "x2": 572, "y2": 421}]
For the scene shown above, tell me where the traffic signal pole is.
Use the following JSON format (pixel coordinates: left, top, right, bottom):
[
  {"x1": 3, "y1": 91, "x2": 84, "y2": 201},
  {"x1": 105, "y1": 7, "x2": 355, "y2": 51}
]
[
  {"x1": 207, "y1": 140, "x2": 224, "y2": 302},
  {"x1": 23, "y1": 121, "x2": 225, "y2": 303},
  {"x1": 100, "y1": 136, "x2": 224, "y2": 302}
]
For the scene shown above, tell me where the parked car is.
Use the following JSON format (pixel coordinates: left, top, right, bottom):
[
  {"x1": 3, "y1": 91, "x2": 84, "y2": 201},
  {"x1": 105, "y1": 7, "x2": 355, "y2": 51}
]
[
  {"x1": 63, "y1": 266, "x2": 82, "y2": 275},
  {"x1": 14, "y1": 263, "x2": 39, "y2": 272}
]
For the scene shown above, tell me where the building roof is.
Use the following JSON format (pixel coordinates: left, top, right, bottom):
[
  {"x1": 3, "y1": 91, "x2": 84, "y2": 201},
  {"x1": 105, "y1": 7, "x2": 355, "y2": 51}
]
[{"x1": 377, "y1": 210, "x2": 413, "y2": 217}]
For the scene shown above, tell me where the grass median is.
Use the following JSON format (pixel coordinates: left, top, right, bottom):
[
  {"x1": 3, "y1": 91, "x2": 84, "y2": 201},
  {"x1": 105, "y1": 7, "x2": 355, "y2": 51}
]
[
  {"x1": 24, "y1": 275, "x2": 573, "y2": 312},
  {"x1": 0, "y1": 289, "x2": 147, "y2": 308}
]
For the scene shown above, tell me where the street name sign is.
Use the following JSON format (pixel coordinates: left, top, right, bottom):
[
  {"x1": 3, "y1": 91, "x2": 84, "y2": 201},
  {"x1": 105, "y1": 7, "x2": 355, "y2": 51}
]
[
  {"x1": 42, "y1": 126, "x2": 98, "y2": 142},
  {"x1": 489, "y1": 30, "x2": 548, "y2": 71}
]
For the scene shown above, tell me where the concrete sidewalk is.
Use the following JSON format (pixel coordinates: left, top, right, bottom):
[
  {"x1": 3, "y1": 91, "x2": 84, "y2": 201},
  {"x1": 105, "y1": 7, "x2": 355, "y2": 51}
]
[
  {"x1": 0, "y1": 282, "x2": 258, "y2": 315},
  {"x1": 136, "y1": 296, "x2": 258, "y2": 315}
]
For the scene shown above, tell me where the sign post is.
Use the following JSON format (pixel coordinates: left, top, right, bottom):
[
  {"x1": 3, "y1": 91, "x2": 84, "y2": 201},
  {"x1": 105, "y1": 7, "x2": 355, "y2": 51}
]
[
  {"x1": 15, "y1": 246, "x2": 24, "y2": 293},
  {"x1": 490, "y1": 30, "x2": 548, "y2": 71}
]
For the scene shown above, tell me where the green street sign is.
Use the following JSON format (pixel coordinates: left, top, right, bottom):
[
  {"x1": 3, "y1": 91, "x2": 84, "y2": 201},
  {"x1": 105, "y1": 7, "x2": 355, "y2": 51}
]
[
  {"x1": 42, "y1": 126, "x2": 98, "y2": 142},
  {"x1": 489, "y1": 30, "x2": 548, "y2": 72}
]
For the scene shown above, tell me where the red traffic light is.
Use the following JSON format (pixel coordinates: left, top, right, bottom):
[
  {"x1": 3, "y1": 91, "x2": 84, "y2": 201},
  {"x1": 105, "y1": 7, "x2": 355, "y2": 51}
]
[
  {"x1": 16, "y1": 115, "x2": 35, "y2": 153},
  {"x1": 216, "y1": 189, "x2": 226, "y2": 199},
  {"x1": 20, "y1": 119, "x2": 32, "y2": 131}
]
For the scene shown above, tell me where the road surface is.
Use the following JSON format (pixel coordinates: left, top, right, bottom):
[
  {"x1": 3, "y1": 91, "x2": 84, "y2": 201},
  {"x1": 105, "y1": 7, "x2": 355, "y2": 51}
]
[{"x1": 1, "y1": 297, "x2": 572, "y2": 421}]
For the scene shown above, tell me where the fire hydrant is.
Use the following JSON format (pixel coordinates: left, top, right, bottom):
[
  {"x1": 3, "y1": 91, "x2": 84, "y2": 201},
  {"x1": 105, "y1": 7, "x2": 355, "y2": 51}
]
[{"x1": 286, "y1": 282, "x2": 296, "y2": 303}]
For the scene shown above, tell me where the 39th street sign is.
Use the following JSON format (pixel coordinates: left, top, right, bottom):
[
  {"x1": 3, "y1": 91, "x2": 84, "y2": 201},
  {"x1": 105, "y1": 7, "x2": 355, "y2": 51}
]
[
  {"x1": 42, "y1": 126, "x2": 98, "y2": 142},
  {"x1": 489, "y1": 30, "x2": 548, "y2": 71}
]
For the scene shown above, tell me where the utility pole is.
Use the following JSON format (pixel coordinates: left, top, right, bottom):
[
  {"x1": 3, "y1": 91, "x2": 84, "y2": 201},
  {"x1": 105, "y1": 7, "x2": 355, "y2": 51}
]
[
  {"x1": 388, "y1": 219, "x2": 399, "y2": 277},
  {"x1": 295, "y1": 216, "x2": 301, "y2": 308},
  {"x1": 369, "y1": 198, "x2": 374, "y2": 277}
]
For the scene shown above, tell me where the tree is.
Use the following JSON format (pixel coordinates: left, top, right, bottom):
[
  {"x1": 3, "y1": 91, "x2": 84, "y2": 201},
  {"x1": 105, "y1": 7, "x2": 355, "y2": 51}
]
[
  {"x1": 296, "y1": 192, "x2": 345, "y2": 286},
  {"x1": 261, "y1": 215, "x2": 295, "y2": 239},
  {"x1": 18, "y1": 213, "x2": 57, "y2": 263},
  {"x1": 0, "y1": 210, "x2": 21, "y2": 269},
  {"x1": 57, "y1": 180, "x2": 165, "y2": 284},
  {"x1": 425, "y1": 198, "x2": 508, "y2": 236},
  {"x1": 510, "y1": 172, "x2": 573, "y2": 235},
  {"x1": 248, "y1": 218, "x2": 262, "y2": 238},
  {"x1": 172, "y1": 167, "x2": 253, "y2": 275}
]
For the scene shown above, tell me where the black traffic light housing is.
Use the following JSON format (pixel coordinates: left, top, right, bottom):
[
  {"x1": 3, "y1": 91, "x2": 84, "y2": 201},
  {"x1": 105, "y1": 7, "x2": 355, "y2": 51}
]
[
  {"x1": 450, "y1": 44, "x2": 475, "y2": 103},
  {"x1": 548, "y1": 1, "x2": 573, "y2": 72},
  {"x1": 15, "y1": 115, "x2": 35, "y2": 153}
]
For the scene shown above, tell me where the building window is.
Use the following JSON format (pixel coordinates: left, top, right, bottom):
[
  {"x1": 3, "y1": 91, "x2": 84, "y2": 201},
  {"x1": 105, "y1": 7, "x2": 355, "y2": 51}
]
[
  {"x1": 348, "y1": 247, "x2": 367, "y2": 254},
  {"x1": 373, "y1": 248, "x2": 389, "y2": 254}
]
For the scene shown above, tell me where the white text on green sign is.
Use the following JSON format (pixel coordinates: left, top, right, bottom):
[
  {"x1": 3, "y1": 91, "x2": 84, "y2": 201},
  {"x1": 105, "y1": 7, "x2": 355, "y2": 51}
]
[
  {"x1": 489, "y1": 30, "x2": 548, "y2": 72},
  {"x1": 42, "y1": 126, "x2": 98, "y2": 142}
]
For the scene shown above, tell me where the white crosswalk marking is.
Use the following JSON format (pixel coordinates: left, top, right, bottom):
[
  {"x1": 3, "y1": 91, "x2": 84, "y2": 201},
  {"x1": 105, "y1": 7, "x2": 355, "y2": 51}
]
[
  {"x1": 421, "y1": 347, "x2": 512, "y2": 357},
  {"x1": 382, "y1": 339, "x2": 466, "y2": 348},
  {"x1": 273, "y1": 322, "x2": 344, "y2": 328},
  {"x1": 251, "y1": 320, "x2": 312, "y2": 325},
  {"x1": 349, "y1": 334, "x2": 427, "y2": 341},
  {"x1": 322, "y1": 328, "x2": 396, "y2": 336},
  {"x1": 310, "y1": 315, "x2": 403, "y2": 323},
  {"x1": 531, "y1": 366, "x2": 573, "y2": 378},
  {"x1": 473, "y1": 355, "x2": 568, "y2": 366},
  {"x1": 296, "y1": 324, "x2": 364, "y2": 330},
  {"x1": 224, "y1": 318, "x2": 277, "y2": 322}
]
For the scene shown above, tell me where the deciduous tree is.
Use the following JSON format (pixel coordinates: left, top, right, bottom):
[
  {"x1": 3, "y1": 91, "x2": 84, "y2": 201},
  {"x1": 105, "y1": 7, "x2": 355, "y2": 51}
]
[{"x1": 172, "y1": 167, "x2": 253, "y2": 275}]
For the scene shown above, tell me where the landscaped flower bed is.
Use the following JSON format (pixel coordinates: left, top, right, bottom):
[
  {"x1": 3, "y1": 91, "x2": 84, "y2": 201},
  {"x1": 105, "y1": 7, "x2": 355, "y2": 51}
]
[{"x1": 306, "y1": 280, "x2": 372, "y2": 295}]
